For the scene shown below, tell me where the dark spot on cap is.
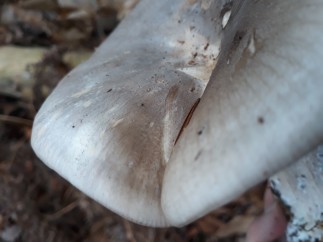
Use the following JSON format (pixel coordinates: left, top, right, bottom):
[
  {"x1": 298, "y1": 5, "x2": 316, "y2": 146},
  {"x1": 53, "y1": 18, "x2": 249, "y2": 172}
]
[
  {"x1": 197, "y1": 127, "x2": 205, "y2": 136},
  {"x1": 107, "y1": 88, "x2": 112, "y2": 93},
  {"x1": 258, "y1": 116, "x2": 265, "y2": 124},
  {"x1": 141, "y1": 103, "x2": 145, "y2": 107},
  {"x1": 204, "y1": 42, "x2": 209, "y2": 51},
  {"x1": 232, "y1": 31, "x2": 246, "y2": 49}
]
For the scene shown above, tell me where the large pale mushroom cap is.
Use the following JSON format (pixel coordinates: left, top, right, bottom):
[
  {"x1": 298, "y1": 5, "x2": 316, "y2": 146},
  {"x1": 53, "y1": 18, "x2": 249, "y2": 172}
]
[
  {"x1": 32, "y1": 0, "x2": 323, "y2": 227},
  {"x1": 31, "y1": 0, "x2": 222, "y2": 227},
  {"x1": 162, "y1": 0, "x2": 323, "y2": 226}
]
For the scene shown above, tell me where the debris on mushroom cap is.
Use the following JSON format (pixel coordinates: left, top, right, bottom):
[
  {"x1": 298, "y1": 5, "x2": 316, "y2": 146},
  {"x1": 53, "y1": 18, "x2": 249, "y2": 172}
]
[
  {"x1": 270, "y1": 146, "x2": 323, "y2": 242},
  {"x1": 162, "y1": 0, "x2": 323, "y2": 226},
  {"x1": 31, "y1": 0, "x2": 223, "y2": 227}
]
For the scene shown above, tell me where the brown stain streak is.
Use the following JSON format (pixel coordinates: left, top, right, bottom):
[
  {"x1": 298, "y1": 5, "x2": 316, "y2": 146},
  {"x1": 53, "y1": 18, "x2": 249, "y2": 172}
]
[
  {"x1": 175, "y1": 98, "x2": 200, "y2": 144},
  {"x1": 165, "y1": 85, "x2": 179, "y2": 110}
]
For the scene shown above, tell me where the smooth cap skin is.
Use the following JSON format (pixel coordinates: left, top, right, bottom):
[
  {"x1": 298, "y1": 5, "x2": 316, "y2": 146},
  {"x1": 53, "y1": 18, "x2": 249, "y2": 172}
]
[
  {"x1": 31, "y1": 0, "x2": 225, "y2": 227},
  {"x1": 162, "y1": 0, "x2": 323, "y2": 226}
]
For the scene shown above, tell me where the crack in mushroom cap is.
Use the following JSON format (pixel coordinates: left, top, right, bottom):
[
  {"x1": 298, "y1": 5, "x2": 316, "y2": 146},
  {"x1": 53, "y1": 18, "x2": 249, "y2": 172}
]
[
  {"x1": 162, "y1": 0, "x2": 323, "y2": 226},
  {"x1": 31, "y1": 0, "x2": 224, "y2": 227}
]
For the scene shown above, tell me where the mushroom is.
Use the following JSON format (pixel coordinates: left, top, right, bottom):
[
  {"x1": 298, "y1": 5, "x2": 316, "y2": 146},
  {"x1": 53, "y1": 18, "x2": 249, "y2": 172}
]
[
  {"x1": 162, "y1": 0, "x2": 323, "y2": 227},
  {"x1": 270, "y1": 145, "x2": 323, "y2": 242},
  {"x1": 32, "y1": 0, "x2": 323, "y2": 232},
  {"x1": 31, "y1": 0, "x2": 222, "y2": 227}
]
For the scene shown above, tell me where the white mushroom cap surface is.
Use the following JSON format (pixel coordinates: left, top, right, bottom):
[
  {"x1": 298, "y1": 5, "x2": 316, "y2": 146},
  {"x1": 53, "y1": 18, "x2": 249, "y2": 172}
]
[
  {"x1": 31, "y1": 0, "x2": 223, "y2": 227},
  {"x1": 162, "y1": 0, "x2": 323, "y2": 226}
]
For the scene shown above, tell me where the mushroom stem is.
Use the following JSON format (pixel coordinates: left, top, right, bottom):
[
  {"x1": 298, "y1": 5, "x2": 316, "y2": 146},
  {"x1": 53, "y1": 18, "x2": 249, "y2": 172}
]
[{"x1": 270, "y1": 145, "x2": 323, "y2": 242}]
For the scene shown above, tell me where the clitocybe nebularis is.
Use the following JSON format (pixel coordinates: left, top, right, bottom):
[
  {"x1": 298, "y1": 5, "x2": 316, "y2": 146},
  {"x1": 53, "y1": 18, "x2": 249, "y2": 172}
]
[
  {"x1": 32, "y1": 0, "x2": 323, "y2": 231},
  {"x1": 32, "y1": 0, "x2": 222, "y2": 227},
  {"x1": 162, "y1": 0, "x2": 323, "y2": 226}
]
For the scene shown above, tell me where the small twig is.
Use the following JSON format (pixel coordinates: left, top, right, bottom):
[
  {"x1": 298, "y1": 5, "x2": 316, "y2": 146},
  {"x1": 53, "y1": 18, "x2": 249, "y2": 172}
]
[
  {"x1": 90, "y1": 216, "x2": 113, "y2": 234},
  {"x1": 123, "y1": 220, "x2": 137, "y2": 242},
  {"x1": 0, "y1": 114, "x2": 33, "y2": 127},
  {"x1": 46, "y1": 200, "x2": 79, "y2": 221},
  {"x1": 0, "y1": 90, "x2": 22, "y2": 99}
]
